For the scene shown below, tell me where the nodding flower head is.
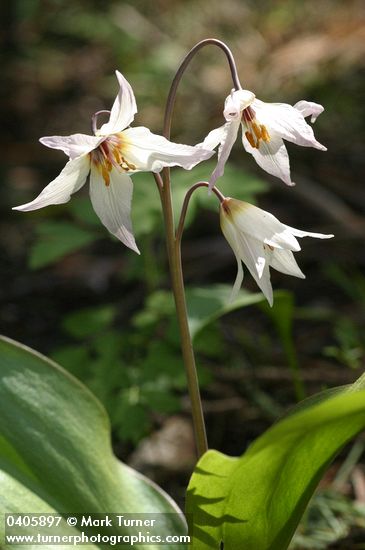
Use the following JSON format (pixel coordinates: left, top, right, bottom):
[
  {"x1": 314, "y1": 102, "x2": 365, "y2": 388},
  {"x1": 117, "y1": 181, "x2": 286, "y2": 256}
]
[
  {"x1": 220, "y1": 197, "x2": 333, "y2": 306},
  {"x1": 202, "y1": 89, "x2": 326, "y2": 189}
]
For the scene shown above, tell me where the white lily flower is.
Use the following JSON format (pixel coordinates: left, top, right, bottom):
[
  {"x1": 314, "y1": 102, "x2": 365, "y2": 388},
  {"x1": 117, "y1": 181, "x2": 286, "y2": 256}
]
[
  {"x1": 220, "y1": 197, "x2": 333, "y2": 306},
  {"x1": 13, "y1": 71, "x2": 213, "y2": 253},
  {"x1": 202, "y1": 89, "x2": 326, "y2": 189}
]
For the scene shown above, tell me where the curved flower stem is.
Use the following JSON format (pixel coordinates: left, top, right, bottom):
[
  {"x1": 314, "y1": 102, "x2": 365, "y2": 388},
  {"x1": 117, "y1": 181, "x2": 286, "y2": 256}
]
[
  {"x1": 176, "y1": 182, "x2": 225, "y2": 244},
  {"x1": 159, "y1": 39, "x2": 240, "y2": 458},
  {"x1": 163, "y1": 38, "x2": 242, "y2": 139}
]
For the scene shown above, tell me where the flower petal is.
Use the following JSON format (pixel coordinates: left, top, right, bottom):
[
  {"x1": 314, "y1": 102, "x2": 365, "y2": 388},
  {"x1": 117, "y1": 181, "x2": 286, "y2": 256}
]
[
  {"x1": 223, "y1": 89, "x2": 256, "y2": 121},
  {"x1": 294, "y1": 100, "x2": 324, "y2": 123},
  {"x1": 40, "y1": 134, "x2": 105, "y2": 160},
  {"x1": 268, "y1": 248, "x2": 305, "y2": 278},
  {"x1": 98, "y1": 71, "x2": 137, "y2": 135},
  {"x1": 253, "y1": 99, "x2": 326, "y2": 150},
  {"x1": 206, "y1": 120, "x2": 240, "y2": 189},
  {"x1": 225, "y1": 199, "x2": 301, "y2": 251},
  {"x1": 285, "y1": 225, "x2": 334, "y2": 240},
  {"x1": 199, "y1": 124, "x2": 227, "y2": 150},
  {"x1": 220, "y1": 209, "x2": 245, "y2": 301},
  {"x1": 221, "y1": 208, "x2": 273, "y2": 305},
  {"x1": 236, "y1": 234, "x2": 273, "y2": 306},
  {"x1": 242, "y1": 127, "x2": 295, "y2": 186},
  {"x1": 13, "y1": 156, "x2": 90, "y2": 211},
  {"x1": 89, "y1": 165, "x2": 139, "y2": 253},
  {"x1": 121, "y1": 127, "x2": 214, "y2": 173},
  {"x1": 230, "y1": 257, "x2": 244, "y2": 302}
]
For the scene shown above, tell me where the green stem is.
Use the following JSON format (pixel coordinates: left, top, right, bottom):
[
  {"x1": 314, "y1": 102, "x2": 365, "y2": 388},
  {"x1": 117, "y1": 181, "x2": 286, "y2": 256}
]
[
  {"x1": 158, "y1": 39, "x2": 241, "y2": 458},
  {"x1": 159, "y1": 177, "x2": 207, "y2": 457}
]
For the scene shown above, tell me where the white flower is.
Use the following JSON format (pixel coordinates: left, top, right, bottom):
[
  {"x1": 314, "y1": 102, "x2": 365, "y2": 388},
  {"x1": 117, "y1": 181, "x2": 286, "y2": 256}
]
[
  {"x1": 13, "y1": 71, "x2": 213, "y2": 253},
  {"x1": 202, "y1": 89, "x2": 326, "y2": 189},
  {"x1": 220, "y1": 197, "x2": 333, "y2": 306}
]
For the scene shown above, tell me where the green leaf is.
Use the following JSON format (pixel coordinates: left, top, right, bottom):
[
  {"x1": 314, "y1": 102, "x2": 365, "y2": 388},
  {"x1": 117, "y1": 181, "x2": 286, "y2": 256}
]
[
  {"x1": 186, "y1": 451, "x2": 239, "y2": 548},
  {"x1": 51, "y1": 344, "x2": 91, "y2": 379},
  {"x1": 141, "y1": 387, "x2": 181, "y2": 414},
  {"x1": 0, "y1": 465, "x2": 99, "y2": 550},
  {"x1": 261, "y1": 291, "x2": 305, "y2": 400},
  {"x1": 0, "y1": 336, "x2": 187, "y2": 549},
  {"x1": 187, "y1": 377, "x2": 365, "y2": 550},
  {"x1": 132, "y1": 290, "x2": 175, "y2": 329},
  {"x1": 134, "y1": 286, "x2": 265, "y2": 340},
  {"x1": 185, "y1": 285, "x2": 266, "y2": 339},
  {"x1": 29, "y1": 221, "x2": 98, "y2": 269},
  {"x1": 113, "y1": 393, "x2": 151, "y2": 444},
  {"x1": 62, "y1": 305, "x2": 116, "y2": 339}
]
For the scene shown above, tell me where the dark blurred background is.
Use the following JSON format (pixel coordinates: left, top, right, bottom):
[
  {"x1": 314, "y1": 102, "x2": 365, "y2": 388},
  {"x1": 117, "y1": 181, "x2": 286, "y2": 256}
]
[{"x1": 1, "y1": 1, "x2": 365, "y2": 545}]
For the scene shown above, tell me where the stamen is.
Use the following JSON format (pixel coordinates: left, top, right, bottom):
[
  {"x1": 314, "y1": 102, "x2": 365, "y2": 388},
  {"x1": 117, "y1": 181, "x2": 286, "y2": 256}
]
[
  {"x1": 102, "y1": 164, "x2": 111, "y2": 186},
  {"x1": 243, "y1": 106, "x2": 255, "y2": 122},
  {"x1": 100, "y1": 142, "x2": 109, "y2": 158},
  {"x1": 242, "y1": 106, "x2": 270, "y2": 149},
  {"x1": 113, "y1": 149, "x2": 122, "y2": 164},
  {"x1": 120, "y1": 157, "x2": 136, "y2": 172},
  {"x1": 91, "y1": 133, "x2": 136, "y2": 185},
  {"x1": 245, "y1": 131, "x2": 258, "y2": 149},
  {"x1": 252, "y1": 122, "x2": 262, "y2": 140},
  {"x1": 261, "y1": 125, "x2": 270, "y2": 142}
]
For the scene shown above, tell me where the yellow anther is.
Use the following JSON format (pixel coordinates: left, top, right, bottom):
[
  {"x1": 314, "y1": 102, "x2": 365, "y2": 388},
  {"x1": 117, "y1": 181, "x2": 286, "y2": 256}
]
[
  {"x1": 252, "y1": 122, "x2": 262, "y2": 140},
  {"x1": 121, "y1": 157, "x2": 136, "y2": 172},
  {"x1": 245, "y1": 131, "x2": 257, "y2": 149},
  {"x1": 101, "y1": 164, "x2": 110, "y2": 186},
  {"x1": 113, "y1": 149, "x2": 122, "y2": 164},
  {"x1": 261, "y1": 125, "x2": 270, "y2": 142}
]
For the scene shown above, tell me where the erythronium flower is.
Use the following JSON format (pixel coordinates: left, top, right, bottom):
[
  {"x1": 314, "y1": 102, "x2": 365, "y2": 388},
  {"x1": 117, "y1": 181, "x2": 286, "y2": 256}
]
[
  {"x1": 220, "y1": 197, "x2": 333, "y2": 306},
  {"x1": 13, "y1": 71, "x2": 214, "y2": 253},
  {"x1": 202, "y1": 89, "x2": 326, "y2": 189}
]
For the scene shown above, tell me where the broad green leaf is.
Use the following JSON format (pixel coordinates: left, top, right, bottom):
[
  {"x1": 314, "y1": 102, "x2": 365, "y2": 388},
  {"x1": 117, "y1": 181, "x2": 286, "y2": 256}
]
[
  {"x1": 0, "y1": 469, "x2": 98, "y2": 550},
  {"x1": 29, "y1": 221, "x2": 98, "y2": 269},
  {"x1": 186, "y1": 451, "x2": 239, "y2": 548},
  {"x1": 0, "y1": 336, "x2": 187, "y2": 550},
  {"x1": 187, "y1": 379, "x2": 365, "y2": 550}
]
